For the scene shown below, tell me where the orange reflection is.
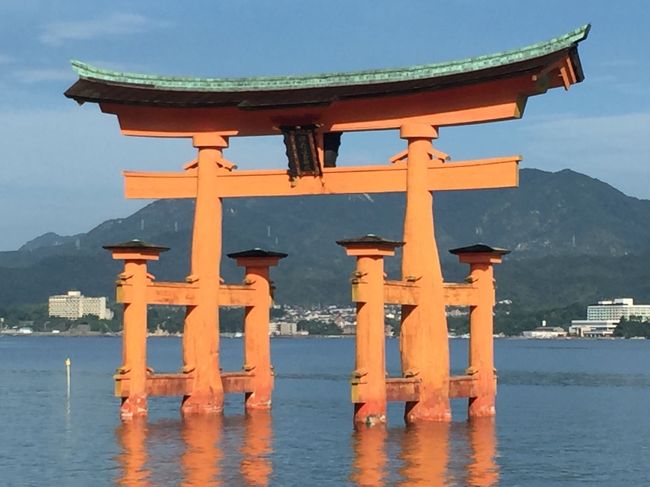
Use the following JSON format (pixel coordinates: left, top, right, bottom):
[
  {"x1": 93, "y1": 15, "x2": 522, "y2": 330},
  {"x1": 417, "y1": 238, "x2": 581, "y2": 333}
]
[
  {"x1": 398, "y1": 423, "x2": 450, "y2": 486},
  {"x1": 350, "y1": 426, "x2": 388, "y2": 486},
  {"x1": 240, "y1": 411, "x2": 273, "y2": 486},
  {"x1": 180, "y1": 415, "x2": 223, "y2": 487},
  {"x1": 115, "y1": 417, "x2": 151, "y2": 486},
  {"x1": 466, "y1": 418, "x2": 499, "y2": 487}
]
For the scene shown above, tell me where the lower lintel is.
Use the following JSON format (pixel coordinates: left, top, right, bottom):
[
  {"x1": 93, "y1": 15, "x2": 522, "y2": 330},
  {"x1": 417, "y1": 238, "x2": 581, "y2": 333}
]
[{"x1": 124, "y1": 157, "x2": 520, "y2": 199}]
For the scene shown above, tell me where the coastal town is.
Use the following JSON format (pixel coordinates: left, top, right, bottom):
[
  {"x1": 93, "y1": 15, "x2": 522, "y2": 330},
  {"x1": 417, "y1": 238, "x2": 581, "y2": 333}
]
[{"x1": 2, "y1": 289, "x2": 649, "y2": 339}]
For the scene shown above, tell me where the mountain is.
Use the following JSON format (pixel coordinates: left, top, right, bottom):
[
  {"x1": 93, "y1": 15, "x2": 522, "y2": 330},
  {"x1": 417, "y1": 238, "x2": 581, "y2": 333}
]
[{"x1": 2, "y1": 168, "x2": 650, "y2": 310}]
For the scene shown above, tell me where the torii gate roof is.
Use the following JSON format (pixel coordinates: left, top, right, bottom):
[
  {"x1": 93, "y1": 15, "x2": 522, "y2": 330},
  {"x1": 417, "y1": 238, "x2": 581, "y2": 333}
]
[{"x1": 64, "y1": 25, "x2": 589, "y2": 136}]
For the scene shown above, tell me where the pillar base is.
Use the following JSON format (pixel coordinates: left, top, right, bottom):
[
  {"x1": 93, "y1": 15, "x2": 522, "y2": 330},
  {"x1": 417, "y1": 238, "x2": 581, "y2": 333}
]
[
  {"x1": 354, "y1": 403, "x2": 387, "y2": 427},
  {"x1": 468, "y1": 396, "x2": 496, "y2": 419},
  {"x1": 404, "y1": 399, "x2": 451, "y2": 423},
  {"x1": 120, "y1": 394, "x2": 147, "y2": 420},
  {"x1": 245, "y1": 391, "x2": 272, "y2": 411},
  {"x1": 181, "y1": 391, "x2": 224, "y2": 415}
]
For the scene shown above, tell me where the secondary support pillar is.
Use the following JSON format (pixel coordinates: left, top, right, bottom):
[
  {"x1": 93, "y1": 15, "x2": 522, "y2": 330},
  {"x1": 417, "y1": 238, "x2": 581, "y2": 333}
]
[
  {"x1": 182, "y1": 133, "x2": 230, "y2": 414},
  {"x1": 399, "y1": 123, "x2": 451, "y2": 423},
  {"x1": 450, "y1": 244, "x2": 509, "y2": 418},
  {"x1": 338, "y1": 235, "x2": 403, "y2": 427},
  {"x1": 228, "y1": 248, "x2": 287, "y2": 410},
  {"x1": 104, "y1": 240, "x2": 168, "y2": 420}
]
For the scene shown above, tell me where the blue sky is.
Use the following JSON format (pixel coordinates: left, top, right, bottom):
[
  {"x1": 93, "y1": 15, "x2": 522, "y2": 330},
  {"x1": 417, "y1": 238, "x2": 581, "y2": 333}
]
[{"x1": 0, "y1": 1, "x2": 648, "y2": 250}]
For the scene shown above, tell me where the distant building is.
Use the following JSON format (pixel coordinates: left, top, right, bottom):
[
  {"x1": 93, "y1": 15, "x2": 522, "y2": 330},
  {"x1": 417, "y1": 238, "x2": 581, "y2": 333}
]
[
  {"x1": 278, "y1": 322, "x2": 298, "y2": 336},
  {"x1": 522, "y1": 326, "x2": 567, "y2": 339},
  {"x1": 587, "y1": 298, "x2": 650, "y2": 321},
  {"x1": 48, "y1": 290, "x2": 114, "y2": 320},
  {"x1": 569, "y1": 320, "x2": 618, "y2": 338}
]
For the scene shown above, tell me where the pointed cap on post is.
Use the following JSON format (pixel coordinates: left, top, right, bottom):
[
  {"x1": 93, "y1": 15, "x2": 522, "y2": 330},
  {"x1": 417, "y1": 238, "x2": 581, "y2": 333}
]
[
  {"x1": 103, "y1": 239, "x2": 169, "y2": 261},
  {"x1": 227, "y1": 248, "x2": 288, "y2": 267},
  {"x1": 337, "y1": 234, "x2": 403, "y2": 257},
  {"x1": 449, "y1": 243, "x2": 510, "y2": 265}
]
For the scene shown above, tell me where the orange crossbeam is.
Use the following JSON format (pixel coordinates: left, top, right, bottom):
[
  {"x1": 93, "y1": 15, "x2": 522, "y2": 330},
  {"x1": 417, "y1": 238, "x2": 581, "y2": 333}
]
[
  {"x1": 353, "y1": 375, "x2": 479, "y2": 403},
  {"x1": 114, "y1": 371, "x2": 256, "y2": 397},
  {"x1": 124, "y1": 157, "x2": 520, "y2": 199},
  {"x1": 351, "y1": 281, "x2": 479, "y2": 306},
  {"x1": 383, "y1": 281, "x2": 420, "y2": 305},
  {"x1": 115, "y1": 281, "x2": 257, "y2": 306},
  {"x1": 443, "y1": 283, "x2": 480, "y2": 307}
]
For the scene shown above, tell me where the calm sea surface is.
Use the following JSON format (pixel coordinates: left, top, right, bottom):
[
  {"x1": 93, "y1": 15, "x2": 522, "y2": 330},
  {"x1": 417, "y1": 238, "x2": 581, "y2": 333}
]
[{"x1": 1, "y1": 336, "x2": 649, "y2": 486}]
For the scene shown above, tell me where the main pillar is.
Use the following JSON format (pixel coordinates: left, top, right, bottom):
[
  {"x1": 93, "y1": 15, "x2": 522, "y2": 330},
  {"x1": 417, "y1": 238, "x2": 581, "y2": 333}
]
[
  {"x1": 450, "y1": 244, "x2": 509, "y2": 418},
  {"x1": 228, "y1": 248, "x2": 287, "y2": 410},
  {"x1": 399, "y1": 123, "x2": 451, "y2": 422},
  {"x1": 181, "y1": 133, "x2": 229, "y2": 414},
  {"x1": 338, "y1": 235, "x2": 402, "y2": 427},
  {"x1": 104, "y1": 240, "x2": 168, "y2": 420}
]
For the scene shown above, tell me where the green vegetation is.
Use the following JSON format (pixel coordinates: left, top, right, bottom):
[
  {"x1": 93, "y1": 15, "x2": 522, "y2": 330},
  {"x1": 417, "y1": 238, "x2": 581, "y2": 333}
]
[
  {"x1": 614, "y1": 316, "x2": 650, "y2": 338},
  {"x1": 297, "y1": 320, "x2": 342, "y2": 335},
  {"x1": 2, "y1": 168, "x2": 650, "y2": 326},
  {"x1": 0, "y1": 303, "x2": 121, "y2": 333}
]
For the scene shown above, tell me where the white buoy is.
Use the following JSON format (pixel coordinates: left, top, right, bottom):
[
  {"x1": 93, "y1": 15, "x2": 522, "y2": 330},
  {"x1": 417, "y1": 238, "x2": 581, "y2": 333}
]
[{"x1": 65, "y1": 357, "x2": 71, "y2": 397}]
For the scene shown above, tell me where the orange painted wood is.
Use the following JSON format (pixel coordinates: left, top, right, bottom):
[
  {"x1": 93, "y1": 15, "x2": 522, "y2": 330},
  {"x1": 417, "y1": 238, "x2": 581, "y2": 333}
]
[
  {"x1": 380, "y1": 375, "x2": 478, "y2": 402},
  {"x1": 123, "y1": 171, "x2": 198, "y2": 199},
  {"x1": 385, "y1": 377, "x2": 420, "y2": 402},
  {"x1": 147, "y1": 282, "x2": 198, "y2": 305},
  {"x1": 241, "y1": 264, "x2": 274, "y2": 410},
  {"x1": 449, "y1": 375, "x2": 479, "y2": 399},
  {"x1": 443, "y1": 283, "x2": 480, "y2": 307},
  {"x1": 218, "y1": 284, "x2": 257, "y2": 306},
  {"x1": 114, "y1": 371, "x2": 257, "y2": 397},
  {"x1": 115, "y1": 373, "x2": 192, "y2": 397},
  {"x1": 101, "y1": 75, "x2": 534, "y2": 137},
  {"x1": 383, "y1": 281, "x2": 420, "y2": 305},
  {"x1": 399, "y1": 123, "x2": 451, "y2": 423},
  {"x1": 123, "y1": 157, "x2": 520, "y2": 199},
  {"x1": 350, "y1": 255, "x2": 388, "y2": 425},
  {"x1": 116, "y1": 282, "x2": 256, "y2": 306},
  {"x1": 467, "y1": 262, "x2": 498, "y2": 418},
  {"x1": 221, "y1": 371, "x2": 255, "y2": 394},
  {"x1": 117, "y1": 260, "x2": 149, "y2": 418},
  {"x1": 181, "y1": 137, "x2": 226, "y2": 414}
]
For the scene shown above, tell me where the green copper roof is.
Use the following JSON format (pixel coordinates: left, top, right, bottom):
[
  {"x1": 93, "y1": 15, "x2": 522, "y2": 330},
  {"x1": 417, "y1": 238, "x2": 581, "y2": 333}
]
[{"x1": 70, "y1": 25, "x2": 589, "y2": 92}]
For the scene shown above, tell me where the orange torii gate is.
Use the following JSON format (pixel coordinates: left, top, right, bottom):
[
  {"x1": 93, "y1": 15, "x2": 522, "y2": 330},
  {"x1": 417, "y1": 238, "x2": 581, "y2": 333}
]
[{"x1": 65, "y1": 25, "x2": 589, "y2": 424}]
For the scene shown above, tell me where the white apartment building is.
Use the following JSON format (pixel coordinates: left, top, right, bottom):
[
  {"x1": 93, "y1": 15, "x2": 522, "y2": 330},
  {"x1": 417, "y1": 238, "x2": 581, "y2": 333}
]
[
  {"x1": 587, "y1": 298, "x2": 650, "y2": 321},
  {"x1": 48, "y1": 291, "x2": 114, "y2": 320}
]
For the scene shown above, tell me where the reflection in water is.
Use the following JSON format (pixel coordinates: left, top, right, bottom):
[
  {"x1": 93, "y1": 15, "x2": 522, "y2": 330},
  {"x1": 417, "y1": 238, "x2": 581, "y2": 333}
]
[
  {"x1": 115, "y1": 418, "x2": 151, "y2": 486},
  {"x1": 350, "y1": 426, "x2": 388, "y2": 486},
  {"x1": 180, "y1": 415, "x2": 223, "y2": 487},
  {"x1": 466, "y1": 418, "x2": 499, "y2": 487},
  {"x1": 350, "y1": 419, "x2": 499, "y2": 487},
  {"x1": 240, "y1": 411, "x2": 273, "y2": 486},
  {"x1": 115, "y1": 413, "x2": 274, "y2": 486},
  {"x1": 399, "y1": 422, "x2": 451, "y2": 486}
]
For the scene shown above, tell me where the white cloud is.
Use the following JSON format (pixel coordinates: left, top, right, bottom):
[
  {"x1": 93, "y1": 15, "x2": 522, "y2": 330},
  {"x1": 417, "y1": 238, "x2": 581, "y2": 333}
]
[{"x1": 40, "y1": 13, "x2": 170, "y2": 46}]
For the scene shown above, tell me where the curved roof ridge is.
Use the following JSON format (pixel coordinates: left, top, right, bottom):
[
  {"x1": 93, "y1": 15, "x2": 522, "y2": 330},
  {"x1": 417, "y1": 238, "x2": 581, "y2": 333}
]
[{"x1": 70, "y1": 24, "x2": 590, "y2": 92}]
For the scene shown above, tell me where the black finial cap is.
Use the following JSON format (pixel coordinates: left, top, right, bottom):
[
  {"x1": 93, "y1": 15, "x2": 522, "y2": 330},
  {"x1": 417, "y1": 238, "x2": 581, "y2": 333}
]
[
  {"x1": 449, "y1": 243, "x2": 510, "y2": 256},
  {"x1": 103, "y1": 239, "x2": 169, "y2": 253},
  {"x1": 227, "y1": 248, "x2": 288, "y2": 259},
  {"x1": 336, "y1": 234, "x2": 403, "y2": 249}
]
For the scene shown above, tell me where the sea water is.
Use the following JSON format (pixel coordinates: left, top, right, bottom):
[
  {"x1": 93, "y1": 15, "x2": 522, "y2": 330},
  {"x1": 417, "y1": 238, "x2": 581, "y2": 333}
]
[{"x1": 1, "y1": 336, "x2": 649, "y2": 486}]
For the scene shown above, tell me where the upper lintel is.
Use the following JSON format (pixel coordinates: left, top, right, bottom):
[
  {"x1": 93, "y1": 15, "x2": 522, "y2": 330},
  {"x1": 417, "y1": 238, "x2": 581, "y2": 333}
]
[{"x1": 63, "y1": 25, "x2": 589, "y2": 135}]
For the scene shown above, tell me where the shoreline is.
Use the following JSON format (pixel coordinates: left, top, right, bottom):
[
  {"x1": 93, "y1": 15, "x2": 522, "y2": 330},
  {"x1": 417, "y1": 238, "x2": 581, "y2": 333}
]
[{"x1": 0, "y1": 331, "x2": 642, "y2": 340}]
